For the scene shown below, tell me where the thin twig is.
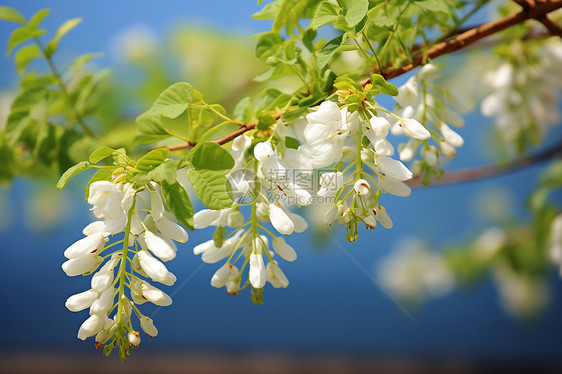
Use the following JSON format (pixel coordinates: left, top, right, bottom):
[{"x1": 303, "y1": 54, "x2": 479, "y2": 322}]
[
  {"x1": 165, "y1": 0, "x2": 562, "y2": 151},
  {"x1": 406, "y1": 140, "x2": 562, "y2": 188}
]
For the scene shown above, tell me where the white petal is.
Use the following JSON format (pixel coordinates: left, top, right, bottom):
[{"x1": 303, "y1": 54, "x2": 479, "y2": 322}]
[
  {"x1": 376, "y1": 156, "x2": 413, "y2": 181},
  {"x1": 266, "y1": 261, "x2": 289, "y2": 288},
  {"x1": 254, "y1": 141, "x2": 274, "y2": 161},
  {"x1": 82, "y1": 221, "x2": 106, "y2": 236},
  {"x1": 249, "y1": 253, "x2": 266, "y2": 289},
  {"x1": 156, "y1": 216, "x2": 189, "y2": 243},
  {"x1": 144, "y1": 230, "x2": 177, "y2": 262},
  {"x1": 66, "y1": 289, "x2": 99, "y2": 312},
  {"x1": 62, "y1": 254, "x2": 103, "y2": 277},
  {"x1": 77, "y1": 315, "x2": 104, "y2": 340},
  {"x1": 400, "y1": 118, "x2": 430, "y2": 140},
  {"x1": 306, "y1": 101, "x2": 341, "y2": 126},
  {"x1": 269, "y1": 204, "x2": 294, "y2": 235},
  {"x1": 150, "y1": 190, "x2": 164, "y2": 221},
  {"x1": 272, "y1": 237, "x2": 297, "y2": 262},
  {"x1": 64, "y1": 233, "x2": 105, "y2": 259},
  {"x1": 141, "y1": 282, "x2": 172, "y2": 306},
  {"x1": 379, "y1": 176, "x2": 411, "y2": 197},
  {"x1": 193, "y1": 209, "x2": 221, "y2": 229}
]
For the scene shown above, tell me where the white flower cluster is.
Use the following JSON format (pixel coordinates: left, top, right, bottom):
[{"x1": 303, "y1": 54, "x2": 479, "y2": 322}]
[
  {"x1": 191, "y1": 136, "x2": 307, "y2": 297},
  {"x1": 481, "y1": 40, "x2": 562, "y2": 147},
  {"x1": 62, "y1": 180, "x2": 188, "y2": 349},
  {"x1": 377, "y1": 238, "x2": 455, "y2": 305},
  {"x1": 393, "y1": 63, "x2": 465, "y2": 174}
]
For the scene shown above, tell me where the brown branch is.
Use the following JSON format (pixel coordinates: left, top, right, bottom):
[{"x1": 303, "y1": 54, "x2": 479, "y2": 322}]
[
  {"x1": 406, "y1": 140, "x2": 562, "y2": 188},
  {"x1": 165, "y1": 0, "x2": 562, "y2": 151},
  {"x1": 513, "y1": 0, "x2": 562, "y2": 38}
]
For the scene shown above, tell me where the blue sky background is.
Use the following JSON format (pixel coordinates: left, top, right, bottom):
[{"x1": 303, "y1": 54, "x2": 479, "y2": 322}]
[{"x1": 1, "y1": 0, "x2": 561, "y2": 363}]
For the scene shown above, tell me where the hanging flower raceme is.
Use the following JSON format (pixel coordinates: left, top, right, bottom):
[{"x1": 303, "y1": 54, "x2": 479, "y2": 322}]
[
  {"x1": 191, "y1": 135, "x2": 307, "y2": 303},
  {"x1": 481, "y1": 39, "x2": 562, "y2": 151},
  {"x1": 58, "y1": 145, "x2": 198, "y2": 360},
  {"x1": 389, "y1": 63, "x2": 466, "y2": 183}
]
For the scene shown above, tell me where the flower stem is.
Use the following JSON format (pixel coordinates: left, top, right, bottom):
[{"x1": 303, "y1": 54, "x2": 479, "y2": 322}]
[{"x1": 117, "y1": 198, "x2": 136, "y2": 325}]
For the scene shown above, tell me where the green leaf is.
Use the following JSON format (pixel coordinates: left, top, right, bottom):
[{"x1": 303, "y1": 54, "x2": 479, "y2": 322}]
[
  {"x1": 285, "y1": 136, "x2": 300, "y2": 149},
  {"x1": 0, "y1": 6, "x2": 26, "y2": 24},
  {"x1": 57, "y1": 161, "x2": 92, "y2": 190},
  {"x1": 256, "y1": 33, "x2": 285, "y2": 59},
  {"x1": 311, "y1": 1, "x2": 340, "y2": 30},
  {"x1": 14, "y1": 44, "x2": 40, "y2": 75},
  {"x1": 7, "y1": 27, "x2": 46, "y2": 56},
  {"x1": 28, "y1": 9, "x2": 50, "y2": 29},
  {"x1": 317, "y1": 34, "x2": 344, "y2": 69},
  {"x1": 337, "y1": 0, "x2": 369, "y2": 28},
  {"x1": 415, "y1": 0, "x2": 449, "y2": 14},
  {"x1": 89, "y1": 146, "x2": 116, "y2": 164},
  {"x1": 187, "y1": 142, "x2": 234, "y2": 173},
  {"x1": 161, "y1": 181, "x2": 194, "y2": 231},
  {"x1": 370, "y1": 74, "x2": 399, "y2": 96},
  {"x1": 233, "y1": 96, "x2": 253, "y2": 122},
  {"x1": 44, "y1": 18, "x2": 82, "y2": 57},
  {"x1": 85, "y1": 166, "x2": 118, "y2": 200},
  {"x1": 198, "y1": 122, "x2": 240, "y2": 143},
  {"x1": 213, "y1": 226, "x2": 226, "y2": 248},
  {"x1": 257, "y1": 115, "x2": 276, "y2": 131},
  {"x1": 136, "y1": 148, "x2": 169, "y2": 173},
  {"x1": 150, "y1": 82, "x2": 201, "y2": 119},
  {"x1": 147, "y1": 160, "x2": 177, "y2": 185},
  {"x1": 187, "y1": 168, "x2": 233, "y2": 210}
]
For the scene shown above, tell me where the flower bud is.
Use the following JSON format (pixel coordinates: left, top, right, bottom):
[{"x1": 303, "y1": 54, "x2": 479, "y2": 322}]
[
  {"x1": 140, "y1": 316, "x2": 158, "y2": 337},
  {"x1": 193, "y1": 209, "x2": 221, "y2": 229},
  {"x1": 269, "y1": 204, "x2": 294, "y2": 235},
  {"x1": 254, "y1": 141, "x2": 274, "y2": 161},
  {"x1": 143, "y1": 230, "x2": 177, "y2": 262},
  {"x1": 272, "y1": 237, "x2": 297, "y2": 262},
  {"x1": 128, "y1": 331, "x2": 141, "y2": 347},
  {"x1": 266, "y1": 261, "x2": 289, "y2": 288},
  {"x1": 77, "y1": 314, "x2": 105, "y2": 340},
  {"x1": 399, "y1": 118, "x2": 430, "y2": 140},
  {"x1": 66, "y1": 289, "x2": 99, "y2": 312},
  {"x1": 249, "y1": 253, "x2": 266, "y2": 289},
  {"x1": 353, "y1": 179, "x2": 370, "y2": 195}
]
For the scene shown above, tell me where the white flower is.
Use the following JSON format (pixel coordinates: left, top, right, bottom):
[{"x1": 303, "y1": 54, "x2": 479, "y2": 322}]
[
  {"x1": 421, "y1": 145, "x2": 438, "y2": 166},
  {"x1": 373, "y1": 205, "x2": 393, "y2": 229},
  {"x1": 317, "y1": 172, "x2": 343, "y2": 197},
  {"x1": 266, "y1": 261, "x2": 289, "y2": 288},
  {"x1": 87, "y1": 181, "x2": 127, "y2": 234},
  {"x1": 324, "y1": 205, "x2": 339, "y2": 225},
  {"x1": 141, "y1": 281, "x2": 172, "y2": 306},
  {"x1": 398, "y1": 140, "x2": 421, "y2": 162},
  {"x1": 143, "y1": 230, "x2": 177, "y2": 262},
  {"x1": 137, "y1": 250, "x2": 177, "y2": 286},
  {"x1": 353, "y1": 179, "x2": 370, "y2": 195},
  {"x1": 549, "y1": 214, "x2": 562, "y2": 267},
  {"x1": 440, "y1": 122, "x2": 464, "y2": 147},
  {"x1": 253, "y1": 141, "x2": 274, "y2": 161},
  {"x1": 399, "y1": 118, "x2": 430, "y2": 140},
  {"x1": 77, "y1": 314, "x2": 105, "y2": 340},
  {"x1": 376, "y1": 155, "x2": 413, "y2": 181},
  {"x1": 128, "y1": 331, "x2": 141, "y2": 347},
  {"x1": 155, "y1": 215, "x2": 189, "y2": 243},
  {"x1": 66, "y1": 289, "x2": 99, "y2": 312},
  {"x1": 269, "y1": 204, "x2": 294, "y2": 235},
  {"x1": 193, "y1": 209, "x2": 221, "y2": 229},
  {"x1": 211, "y1": 263, "x2": 239, "y2": 288},
  {"x1": 64, "y1": 233, "x2": 107, "y2": 259},
  {"x1": 249, "y1": 253, "x2": 266, "y2": 289},
  {"x1": 272, "y1": 237, "x2": 297, "y2": 262},
  {"x1": 140, "y1": 316, "x2": 158, "y2": 337},
  {"x1": 90, "y1": 287, "x2": 115, "y2": 316},
  {"x1": 395, "y1": 77, "x2": 419, "y2": 109},
  {"x1": 378, "y1": 176, "x2": 411, "y2": 197},
  {"x1": 305, "y1": 101, "x2": 342, "y2": 127},
  {"x1": 62, "y1": 253, "x2": 103, "y2": 277},
  {"x1": 91, "y1": 256, "x2": 119, "y2": 292},
  {"x1": 193, "y1": 232, "x2": 242, "y2": 264}
]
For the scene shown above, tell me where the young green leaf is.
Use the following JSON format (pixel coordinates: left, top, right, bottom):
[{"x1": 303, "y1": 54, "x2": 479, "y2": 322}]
[
  {"x1": 188, "y1": 142, "x2": 234, "y2": 173},
  {"x1": 187, "y1": 168, "x2": 234, "y2": 210},
  {"x1": 150, "y1": 82, "x2": 201, "y2": 119},
  {"x1": 28, "y1": 9, "x2": 50, "y2": 29},
  {"x1": 370, "y1": 74, "x2": 399, "y2": 96},
  {"x1": 56, "y1": 161, "x2": 92, "y2": 190},
  {"x1": 147, "y1": 160, "x2": 177, "y2": 185},
  {"x1": 7, "y1": 27, "x2": 46, "y2": 56},
  {"x1": 0, "y1": 6, "x2": 26, "y2": 24},
  {"x1": 257, "y1": 115, "x2": 276, "y2": 131},
  {"x1": 89, "y1": 146, "x2": 116, "y2": 164},
  {"x1": 14, "y1": 44, "x2": 40, "y2": 75},
  {"x1": 317, "y1": 34, "x2": 344, "y2": 69},
  {"x1": 161, "y1": 180, "x2": 194, "y2": 231},
  {"x1": 44, "y1": 18, "x2": 82, "y2": 57},
  {"x1": 311, "y1": 1, "x2": 340, "y2": 30},
  {"x1": 337, "y1": 0, "x2": 369, "y2": 28},
  {"x1": 136, "y1": 148, "x2": 170, "y2": 173}
]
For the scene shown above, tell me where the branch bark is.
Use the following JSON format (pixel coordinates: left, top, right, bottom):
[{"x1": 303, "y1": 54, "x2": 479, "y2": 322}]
[
  {"x1": 166, "y1": 0, "x2": 562, "y2": 151},
  {"x1": 406, "y1": 140, "x2": 562, "y2": 188}
]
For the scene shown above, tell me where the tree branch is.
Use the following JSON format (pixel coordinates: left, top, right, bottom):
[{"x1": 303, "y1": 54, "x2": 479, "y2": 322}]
[
  {"x1": 165, "y1": 0, "x2": 562, "y2": 151},
  {"x1": 406, "y1": 140, "x2": 562, "y2": 188},
  {"x1": 513, "y1": 0, "x2": 562, "y2": 38}
]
